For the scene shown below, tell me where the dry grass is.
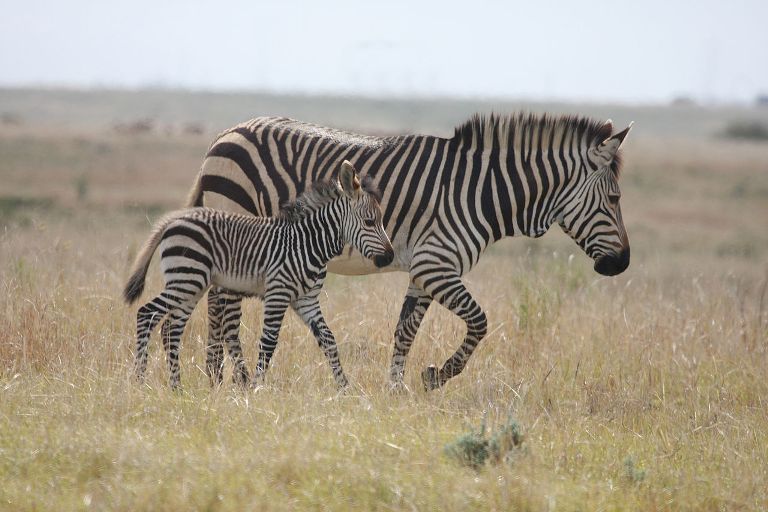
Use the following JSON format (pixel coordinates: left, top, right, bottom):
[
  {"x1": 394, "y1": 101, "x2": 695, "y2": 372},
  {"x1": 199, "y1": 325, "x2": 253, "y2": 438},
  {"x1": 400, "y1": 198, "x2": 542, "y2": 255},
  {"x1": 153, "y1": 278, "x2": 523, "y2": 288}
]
[{"x1": 1, "y1": 96, "x2": 767, "y2": 510}]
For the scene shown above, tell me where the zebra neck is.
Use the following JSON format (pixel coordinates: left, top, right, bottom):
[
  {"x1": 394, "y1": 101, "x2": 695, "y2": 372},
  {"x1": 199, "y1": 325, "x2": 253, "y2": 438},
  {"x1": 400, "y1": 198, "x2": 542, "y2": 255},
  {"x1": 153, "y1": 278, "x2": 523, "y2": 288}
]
[
  {"x1": 476, "y1": 147, "x2": 583, "y2": 241},
  {"x1": 293, "y1": 203, "x2": 346, "y2": 264}
]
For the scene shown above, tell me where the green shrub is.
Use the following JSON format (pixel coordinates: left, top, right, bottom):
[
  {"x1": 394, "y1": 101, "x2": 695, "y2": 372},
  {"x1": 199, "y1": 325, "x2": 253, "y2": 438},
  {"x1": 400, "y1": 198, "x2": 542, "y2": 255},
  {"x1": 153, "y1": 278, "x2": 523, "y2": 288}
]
[
  {"x1": 444, "y1": 430, "x2": 489, "y2": 470},
  {"x1": 445, "y1": 417, "x2": 524, "y2": 470},
  {"x1": 721, "y1": 121, "x2": 768, "y2": 141}
]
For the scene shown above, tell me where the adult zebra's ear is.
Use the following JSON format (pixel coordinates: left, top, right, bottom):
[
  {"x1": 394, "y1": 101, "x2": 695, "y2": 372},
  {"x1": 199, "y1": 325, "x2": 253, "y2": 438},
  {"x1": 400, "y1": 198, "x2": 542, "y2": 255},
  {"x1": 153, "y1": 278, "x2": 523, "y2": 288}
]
[
  {"x1": 339, "y1": 160, "x2": 362, "y2": 198},
  {"x1": 589, "y1": 122, "x2": 634, "y2": 168}
]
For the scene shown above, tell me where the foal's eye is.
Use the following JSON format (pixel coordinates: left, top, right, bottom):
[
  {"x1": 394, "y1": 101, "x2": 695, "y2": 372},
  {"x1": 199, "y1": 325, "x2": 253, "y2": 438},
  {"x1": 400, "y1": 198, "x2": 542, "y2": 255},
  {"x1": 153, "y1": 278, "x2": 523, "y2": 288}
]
[
  {"x1": 608, "y1": 193, "x2": 621, "y2": 206},
  {"x1": 363, "y1": 219, "x2": 376, "y2": 228}
]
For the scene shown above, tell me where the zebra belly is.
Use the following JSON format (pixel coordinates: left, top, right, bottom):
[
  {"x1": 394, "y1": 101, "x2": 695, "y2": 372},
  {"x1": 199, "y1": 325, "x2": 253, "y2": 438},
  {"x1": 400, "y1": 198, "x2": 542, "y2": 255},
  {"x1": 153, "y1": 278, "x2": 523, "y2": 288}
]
[{"x1": 211, "y1": 273, "x2": 266, "y2": 297}]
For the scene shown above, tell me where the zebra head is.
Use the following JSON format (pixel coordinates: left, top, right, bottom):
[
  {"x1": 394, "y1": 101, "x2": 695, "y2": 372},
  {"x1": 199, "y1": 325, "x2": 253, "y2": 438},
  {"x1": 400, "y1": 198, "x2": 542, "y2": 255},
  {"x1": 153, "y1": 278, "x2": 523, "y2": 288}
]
[
  {"x1": 339, "y1": 160, "x2": 395, "y2": 268},
  {"x1": 556, "y1": 121, "x2": 633, "y2": 276}
]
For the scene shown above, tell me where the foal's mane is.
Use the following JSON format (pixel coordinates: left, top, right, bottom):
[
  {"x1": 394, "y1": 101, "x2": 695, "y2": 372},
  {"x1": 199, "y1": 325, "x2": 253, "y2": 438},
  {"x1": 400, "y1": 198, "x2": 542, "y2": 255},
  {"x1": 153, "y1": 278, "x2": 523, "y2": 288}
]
[{"x1": 278, "y1": 176, "x2": 381, "y2": 222}]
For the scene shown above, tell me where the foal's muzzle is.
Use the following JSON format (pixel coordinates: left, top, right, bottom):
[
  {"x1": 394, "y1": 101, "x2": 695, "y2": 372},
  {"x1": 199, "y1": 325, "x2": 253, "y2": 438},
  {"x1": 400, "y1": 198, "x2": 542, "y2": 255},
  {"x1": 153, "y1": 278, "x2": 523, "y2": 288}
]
[{"x1": 373, "y1": 249, "x2": 394, "y2": 268}]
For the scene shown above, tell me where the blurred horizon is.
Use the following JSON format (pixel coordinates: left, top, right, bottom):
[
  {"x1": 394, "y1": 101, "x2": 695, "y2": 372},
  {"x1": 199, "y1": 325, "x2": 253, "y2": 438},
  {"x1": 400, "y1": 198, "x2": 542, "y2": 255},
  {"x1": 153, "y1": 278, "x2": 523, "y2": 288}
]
[
  {"x1": 1, "y1": 0, "x2": 766, "y2": 105},
  {"x1": 5, "y1": 86, "x2": 768, "y2": 142},
  {"x1": 0, "y1": 83, "x2": 763, "y2": 108}
]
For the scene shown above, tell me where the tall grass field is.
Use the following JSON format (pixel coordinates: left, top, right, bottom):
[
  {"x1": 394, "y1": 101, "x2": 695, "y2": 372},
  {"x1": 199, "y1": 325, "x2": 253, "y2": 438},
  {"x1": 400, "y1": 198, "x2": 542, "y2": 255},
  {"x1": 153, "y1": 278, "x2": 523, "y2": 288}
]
[{"x1": 1, "y1": 89, "x2": 767, "y2": 510}]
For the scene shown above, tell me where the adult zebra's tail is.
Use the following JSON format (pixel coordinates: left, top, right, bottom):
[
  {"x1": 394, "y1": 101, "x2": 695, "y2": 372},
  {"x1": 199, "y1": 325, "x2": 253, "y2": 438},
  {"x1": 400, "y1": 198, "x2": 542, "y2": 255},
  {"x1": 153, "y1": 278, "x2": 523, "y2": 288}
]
[
  {"x1": 185, "y1": 170, "x2": 205, "y2": 207},
  {"x1": 123, "y1": 209, "x2": 192, "y2": 304},
  {"x1": 186, "y1": 126, "x2": 231, "y2": 208}
]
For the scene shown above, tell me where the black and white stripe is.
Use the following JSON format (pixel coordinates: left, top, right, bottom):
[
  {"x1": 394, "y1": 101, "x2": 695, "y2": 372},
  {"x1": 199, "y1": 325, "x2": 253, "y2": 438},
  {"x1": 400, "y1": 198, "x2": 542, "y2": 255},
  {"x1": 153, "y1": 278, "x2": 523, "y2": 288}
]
[
  {"x1": 187, "y1": 113, "x2": 632, "y2": 390},
  {"x1": 124, "y1": 161, "x2": 393, "y2": 389}
]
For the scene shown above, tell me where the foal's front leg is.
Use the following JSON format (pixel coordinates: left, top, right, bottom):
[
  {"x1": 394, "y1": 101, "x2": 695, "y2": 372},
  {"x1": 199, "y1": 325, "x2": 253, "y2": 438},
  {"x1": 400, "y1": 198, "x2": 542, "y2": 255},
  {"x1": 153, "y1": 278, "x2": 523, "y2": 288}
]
[{"x1": 292, "y1": 293, "x2": 349, "y2": 388}]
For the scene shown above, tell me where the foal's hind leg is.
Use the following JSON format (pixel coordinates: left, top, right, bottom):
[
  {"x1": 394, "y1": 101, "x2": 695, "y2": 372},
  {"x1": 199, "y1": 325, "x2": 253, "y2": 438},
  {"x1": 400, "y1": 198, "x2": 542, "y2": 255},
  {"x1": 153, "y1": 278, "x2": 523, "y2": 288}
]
[
  {"x1": 135, "y1": 295, "x2": 173, "y2": 382},
  {"x1": 161, "y1": 303, "x2": 196, "y2": 390}
]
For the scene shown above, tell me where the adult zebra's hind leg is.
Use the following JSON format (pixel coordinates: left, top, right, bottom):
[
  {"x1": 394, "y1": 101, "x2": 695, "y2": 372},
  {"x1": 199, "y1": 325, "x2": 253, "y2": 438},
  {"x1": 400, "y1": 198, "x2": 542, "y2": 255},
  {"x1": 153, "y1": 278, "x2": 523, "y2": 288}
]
[
  {"x1": 206, "y1": 288, "x2": 248, "y2": 387},
  {"x1": 205, "y1": 289, "x2": 226, "y2": 385},
  {"x1": 411, "y1": 265, "x2": 488, "y2": 391},
  {"x1": 389, "y1": 283, "x2": 433, "y2": 391}
]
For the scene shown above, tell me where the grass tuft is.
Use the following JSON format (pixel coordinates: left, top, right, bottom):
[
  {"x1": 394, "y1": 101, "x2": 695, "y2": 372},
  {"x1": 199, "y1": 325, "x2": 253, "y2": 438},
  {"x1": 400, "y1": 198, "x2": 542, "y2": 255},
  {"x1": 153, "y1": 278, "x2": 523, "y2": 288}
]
[{"x1": 623, "y1": 456, "x2": 647, "y2": 484}]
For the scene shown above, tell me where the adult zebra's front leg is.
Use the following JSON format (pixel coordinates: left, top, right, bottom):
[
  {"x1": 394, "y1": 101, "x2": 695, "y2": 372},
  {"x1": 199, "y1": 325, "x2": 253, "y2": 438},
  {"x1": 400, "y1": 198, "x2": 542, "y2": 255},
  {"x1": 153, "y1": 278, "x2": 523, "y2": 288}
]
[
  {"x1": 389, "y1": 283, "x2": 433, "y2": 390},
  {"x1": 411, "y1": 255, "x2": 488, "y2": 391}
]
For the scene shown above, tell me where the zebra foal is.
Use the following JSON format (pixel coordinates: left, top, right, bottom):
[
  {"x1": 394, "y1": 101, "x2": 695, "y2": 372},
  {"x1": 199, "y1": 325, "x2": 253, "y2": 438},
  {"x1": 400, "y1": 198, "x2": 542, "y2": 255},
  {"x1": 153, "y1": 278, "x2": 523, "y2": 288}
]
[{"x1": 123, "y1": 161, "x2": 393, "y2": 389}]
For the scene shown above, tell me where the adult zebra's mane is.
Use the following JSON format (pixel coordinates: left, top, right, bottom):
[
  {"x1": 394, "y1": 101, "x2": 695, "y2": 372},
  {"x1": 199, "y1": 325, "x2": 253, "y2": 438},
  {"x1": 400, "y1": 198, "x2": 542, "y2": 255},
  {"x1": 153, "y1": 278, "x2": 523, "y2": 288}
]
[
  {"x1": 451, "y1": 112, "x2": 622, "y2": 176},
  {"x1": 278, "y1": 177, "x2": 381, "y2": 222},
  {"x1": 452, "y1": 112, "x2": 612, "y2": 149}
]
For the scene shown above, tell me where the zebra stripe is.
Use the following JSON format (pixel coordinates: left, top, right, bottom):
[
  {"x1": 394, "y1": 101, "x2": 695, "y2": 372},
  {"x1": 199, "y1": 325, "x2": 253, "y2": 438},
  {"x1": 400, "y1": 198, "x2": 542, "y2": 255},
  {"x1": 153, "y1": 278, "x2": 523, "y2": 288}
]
[
  {"x1": 125, "y1": 162, "x2": 393, "y2": 389},
  {"x1": 188, "y1": 113, "x2": 632, "y2": 390}
]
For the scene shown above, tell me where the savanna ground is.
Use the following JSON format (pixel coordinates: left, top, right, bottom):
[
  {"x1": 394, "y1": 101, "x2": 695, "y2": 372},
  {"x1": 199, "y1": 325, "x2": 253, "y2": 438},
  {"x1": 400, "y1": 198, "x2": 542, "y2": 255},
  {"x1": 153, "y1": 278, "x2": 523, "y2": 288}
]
[{"x1": 1, "y1": 89, "x2": 767, "y2": 510}]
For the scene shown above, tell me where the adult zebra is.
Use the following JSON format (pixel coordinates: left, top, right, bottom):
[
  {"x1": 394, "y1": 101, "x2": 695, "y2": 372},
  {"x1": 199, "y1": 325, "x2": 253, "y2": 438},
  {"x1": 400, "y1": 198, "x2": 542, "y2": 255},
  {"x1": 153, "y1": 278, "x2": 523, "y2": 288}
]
[{"x1": 187, "y1": 113, "x2": 632, "y2": 390}]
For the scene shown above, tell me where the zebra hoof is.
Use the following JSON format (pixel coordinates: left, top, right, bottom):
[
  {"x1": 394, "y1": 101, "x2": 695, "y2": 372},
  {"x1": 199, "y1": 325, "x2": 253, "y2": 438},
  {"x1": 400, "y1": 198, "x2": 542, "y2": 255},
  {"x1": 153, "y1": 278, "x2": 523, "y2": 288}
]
[
  {"x1": 232, "y1": 369, "x2": 250, "y2": 389},
  {"x1": 250, "y1": 377, "x2": 265, "y2": 392},
  {"x1": 333, "y1": 386, "x2": 349, "y2": 399},
  {"x1": 388, "y1": 380, "x2": 410, "y2": 394},
  {"x1": 421, "y1": 365, "x2": 441, "y2": 391},
  {"x1": 334, "y1": 374, "x2": 350, "y2": 390}
]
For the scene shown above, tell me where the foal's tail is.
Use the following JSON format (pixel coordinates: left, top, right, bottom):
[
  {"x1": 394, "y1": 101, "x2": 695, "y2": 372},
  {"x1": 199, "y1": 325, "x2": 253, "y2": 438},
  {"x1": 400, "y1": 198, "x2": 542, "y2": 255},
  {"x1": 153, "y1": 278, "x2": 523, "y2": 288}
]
[{"x1": 123, "y1": 209, "x2": 193, "y2": 304}]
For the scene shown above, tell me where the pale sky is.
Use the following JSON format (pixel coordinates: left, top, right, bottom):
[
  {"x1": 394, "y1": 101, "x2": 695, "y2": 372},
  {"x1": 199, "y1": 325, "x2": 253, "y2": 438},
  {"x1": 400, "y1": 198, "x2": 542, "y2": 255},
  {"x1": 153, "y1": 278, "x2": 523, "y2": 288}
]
[{"x1": 1, "y1": 0, "x2": 766, "y2": 103}]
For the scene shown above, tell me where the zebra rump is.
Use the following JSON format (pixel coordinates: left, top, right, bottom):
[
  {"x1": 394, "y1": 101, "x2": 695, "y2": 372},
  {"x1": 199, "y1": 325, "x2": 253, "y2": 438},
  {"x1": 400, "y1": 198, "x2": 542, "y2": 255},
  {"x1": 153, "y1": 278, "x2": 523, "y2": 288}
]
[{"x1": 123, "y1": 209, "x2": 191, "y2": 305}]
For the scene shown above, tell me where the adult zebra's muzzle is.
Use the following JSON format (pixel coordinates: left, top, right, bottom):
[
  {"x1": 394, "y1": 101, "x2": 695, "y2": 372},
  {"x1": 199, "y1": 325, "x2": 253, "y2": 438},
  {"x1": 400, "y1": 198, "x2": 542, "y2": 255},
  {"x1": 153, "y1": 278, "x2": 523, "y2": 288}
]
[
  {"x1": 594, "y1": 247, "x2": 630, "y2": 276},
  {"x1": 373, "y1": 248, "x2": 395, "y2": 268}
]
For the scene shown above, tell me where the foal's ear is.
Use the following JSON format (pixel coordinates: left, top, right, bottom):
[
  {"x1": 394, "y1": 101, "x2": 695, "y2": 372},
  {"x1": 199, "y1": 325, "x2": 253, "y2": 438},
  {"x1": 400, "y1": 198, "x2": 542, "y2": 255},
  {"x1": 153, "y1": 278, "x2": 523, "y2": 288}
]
[{"x1": 339, "y1": 160, "x2": 361, "y2": 197}]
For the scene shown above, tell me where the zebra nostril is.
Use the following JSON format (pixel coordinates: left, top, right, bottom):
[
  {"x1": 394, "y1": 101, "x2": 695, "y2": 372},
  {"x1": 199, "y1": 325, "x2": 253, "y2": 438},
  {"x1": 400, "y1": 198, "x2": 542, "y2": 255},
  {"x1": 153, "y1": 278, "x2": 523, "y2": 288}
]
[{"x1": 373, "y1": 250, "x2": 394, "y2": 268}]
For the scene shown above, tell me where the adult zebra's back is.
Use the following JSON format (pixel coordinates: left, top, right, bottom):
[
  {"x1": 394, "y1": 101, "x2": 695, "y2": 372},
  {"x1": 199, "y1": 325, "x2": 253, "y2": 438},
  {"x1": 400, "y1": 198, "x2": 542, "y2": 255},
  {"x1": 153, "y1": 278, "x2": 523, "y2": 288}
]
[{"x1": 188, "y1": 114, "x2": 632, "y2": 390}]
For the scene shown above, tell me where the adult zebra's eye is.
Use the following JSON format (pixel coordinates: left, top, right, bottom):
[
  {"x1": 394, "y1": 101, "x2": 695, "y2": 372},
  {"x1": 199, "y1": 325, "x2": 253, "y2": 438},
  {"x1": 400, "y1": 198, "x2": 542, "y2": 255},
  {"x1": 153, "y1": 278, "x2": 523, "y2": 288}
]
[
  {"x1": 608, "y1": 193, "x2": 621, "y2": 206},
  {"x1": 363, "y1": 219, "x2": 376, "y2": 227}
]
